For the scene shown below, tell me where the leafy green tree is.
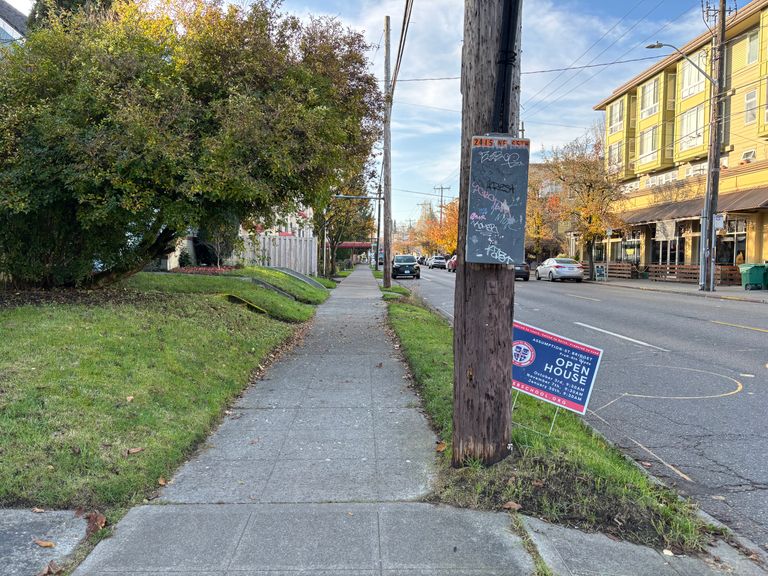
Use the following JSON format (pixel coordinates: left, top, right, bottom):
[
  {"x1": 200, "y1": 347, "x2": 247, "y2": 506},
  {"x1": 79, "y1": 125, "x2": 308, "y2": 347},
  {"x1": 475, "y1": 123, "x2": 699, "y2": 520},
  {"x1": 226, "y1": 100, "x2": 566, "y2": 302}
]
[{"x1": 0, "y1": 0, "x2": 381, "y2": 287}]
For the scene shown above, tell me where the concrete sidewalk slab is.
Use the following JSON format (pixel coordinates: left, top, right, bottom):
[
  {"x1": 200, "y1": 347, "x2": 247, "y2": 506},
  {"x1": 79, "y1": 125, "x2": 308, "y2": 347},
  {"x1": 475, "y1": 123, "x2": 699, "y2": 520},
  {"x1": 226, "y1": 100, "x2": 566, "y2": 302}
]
[
  {"x1": 1, "y1": 509, "x2": 87, "y2": 576},
  {"x1": 524, "y1": 516, "x2": 767, "y2": 576},
  {"x1": 74, "y1": 503, "x2": 535, "y2": 575}
]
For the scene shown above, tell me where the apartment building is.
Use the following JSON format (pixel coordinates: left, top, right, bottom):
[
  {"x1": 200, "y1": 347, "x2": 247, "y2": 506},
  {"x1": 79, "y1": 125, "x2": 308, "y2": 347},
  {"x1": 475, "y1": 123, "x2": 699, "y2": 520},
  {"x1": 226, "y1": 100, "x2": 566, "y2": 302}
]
[{"x1": 595, "y1": 0, "x2": 768, "y2": 271}]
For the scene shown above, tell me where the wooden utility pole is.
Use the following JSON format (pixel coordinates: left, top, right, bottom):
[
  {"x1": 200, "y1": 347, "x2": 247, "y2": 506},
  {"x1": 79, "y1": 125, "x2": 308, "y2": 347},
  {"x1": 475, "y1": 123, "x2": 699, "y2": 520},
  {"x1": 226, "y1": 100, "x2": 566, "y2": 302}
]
[
  {"x1": 434, "y1": 185, "x2": 451, "y2": 225},
  {"x1": 701, "y1": 0, "x2": 726, "y2": 292},
  {"x1": 375, "y1": 184, "x2": 382, "y2": 271},
  {"x1": 383, "y1": 16, "x2": 393, "y2": 288},
  {"x1": 452, "y1": 0, "x2": 523, "y2": 467}
]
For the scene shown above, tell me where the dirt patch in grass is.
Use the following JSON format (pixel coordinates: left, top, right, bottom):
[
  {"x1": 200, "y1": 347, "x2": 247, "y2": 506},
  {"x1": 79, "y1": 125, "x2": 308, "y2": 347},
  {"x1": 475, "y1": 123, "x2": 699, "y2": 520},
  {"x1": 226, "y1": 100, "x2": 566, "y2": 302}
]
[
  {"x1": 0, "y1": 287, "x2": 173, "y2": 309},
  {"x1": 387, "y1": 299, "x2": 716, "y2": 552}
]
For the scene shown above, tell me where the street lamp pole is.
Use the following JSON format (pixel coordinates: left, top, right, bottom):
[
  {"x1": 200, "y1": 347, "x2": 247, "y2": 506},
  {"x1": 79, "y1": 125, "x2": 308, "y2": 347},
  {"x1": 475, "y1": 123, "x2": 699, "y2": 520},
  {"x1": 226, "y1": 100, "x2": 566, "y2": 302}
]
[{"x1": 647, "y1": 5, "x2": 726, "y2": 290}]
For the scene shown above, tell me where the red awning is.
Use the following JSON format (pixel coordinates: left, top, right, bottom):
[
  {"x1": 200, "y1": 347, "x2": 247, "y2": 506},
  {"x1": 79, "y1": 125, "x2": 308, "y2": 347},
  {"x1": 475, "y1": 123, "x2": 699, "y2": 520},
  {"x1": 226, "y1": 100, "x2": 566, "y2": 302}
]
[{"x1": 337, "y1": 242, "x2": 372, "y2": 249}]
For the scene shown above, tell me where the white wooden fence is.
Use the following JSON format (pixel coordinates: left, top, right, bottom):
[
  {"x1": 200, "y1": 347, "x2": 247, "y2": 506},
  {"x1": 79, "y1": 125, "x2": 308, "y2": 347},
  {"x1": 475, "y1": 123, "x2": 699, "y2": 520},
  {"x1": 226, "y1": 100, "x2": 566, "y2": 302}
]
[{"x1": 232, "y1": 234, "x2": 318, "y2": 276}]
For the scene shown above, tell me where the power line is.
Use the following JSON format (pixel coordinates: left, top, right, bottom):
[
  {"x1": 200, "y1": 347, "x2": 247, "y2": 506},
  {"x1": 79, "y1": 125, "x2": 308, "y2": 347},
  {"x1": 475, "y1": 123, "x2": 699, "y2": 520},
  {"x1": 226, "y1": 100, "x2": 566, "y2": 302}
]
[
  {"x1": 383, "y1": 54, "x2": 674, "y2": 84},
  {"x1": 522, "y1": 0, "x2": 652, "y2": 108},
  {"x1": 525, "y1": 1, "x2": 701, "y2": 122},
  {"x1": 524, "y1": 0, "x2": 672, "y2": 118},
  {"x1": 390, "y1": 0, "x2": 414, "y2": 97}
]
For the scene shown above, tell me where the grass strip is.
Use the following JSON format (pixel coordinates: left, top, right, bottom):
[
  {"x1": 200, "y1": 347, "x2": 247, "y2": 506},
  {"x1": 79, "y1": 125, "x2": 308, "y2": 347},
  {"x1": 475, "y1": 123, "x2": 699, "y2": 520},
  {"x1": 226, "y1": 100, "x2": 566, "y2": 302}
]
[
  {"x1": 310, "y1": 276, "x2": 338, "y2": 289},
  {"x1": 380, "y1": 285, "x2": 410, "y2": 296},
  {"x1": 0, "y1": 294, "x2": 294, "y2": 514},
  {"x1": 224, "y1": 267, "x2": 329, "y2": 305},
  {"x1": 124, "y1": 272, "x2": 314, "y2": 323},
  {"x1": 335, "y1": 269, "x2": 353, "y2": 278},
  {"x1": 371, "y1": 269, "x2": 383, "y2": 280},
  {"x1": 388, "y1": 300, "x2": 714, "y2": 552}
]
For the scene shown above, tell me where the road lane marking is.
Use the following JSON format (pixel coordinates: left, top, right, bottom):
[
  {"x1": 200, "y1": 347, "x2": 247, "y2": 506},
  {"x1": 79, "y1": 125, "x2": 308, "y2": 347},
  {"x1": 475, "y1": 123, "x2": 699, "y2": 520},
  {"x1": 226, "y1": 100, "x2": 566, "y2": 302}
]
[
  {"x1": 566, "y1": 293, "x2": 601, "y2": 302},
  {"x1": 589, "y1": 410, "x2": 693, "y2": 482},
  {"x1": 711, "y1": 320, "x2": 768, "y2": 333},
  {"x1": 593, "y1": 393, "x2": 627, "y2": 412},
  {"x1": 574, "y1": 322, "x2": 670, "y2": 352},
  {"x1": 622, "y1": 366, "x2": 743, "y2": 400}
]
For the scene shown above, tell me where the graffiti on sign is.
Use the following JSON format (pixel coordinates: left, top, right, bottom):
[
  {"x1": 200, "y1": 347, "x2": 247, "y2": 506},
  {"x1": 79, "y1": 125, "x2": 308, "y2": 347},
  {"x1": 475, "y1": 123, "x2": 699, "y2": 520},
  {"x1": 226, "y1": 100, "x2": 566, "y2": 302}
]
[{"x1": 466, "y1": 136, "x2": 530, "y2": 264}]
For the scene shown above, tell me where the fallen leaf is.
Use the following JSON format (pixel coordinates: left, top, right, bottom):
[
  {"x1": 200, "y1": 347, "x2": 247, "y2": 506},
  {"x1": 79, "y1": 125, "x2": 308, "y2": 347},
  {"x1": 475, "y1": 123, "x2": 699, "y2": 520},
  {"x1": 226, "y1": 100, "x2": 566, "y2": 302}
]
[
  {"x1": 376, "y1": 362, "x2": 383, "y2": 368},
  {"x1": 158, "y1": 477, "x2": 167, "y2": 486},
  {"x1": 74, "y1": 507, "x2": 85, "y2": 518},
  {"x1": 663, "y1": 549, "x2": 674, "y2": 556},
  {"x1": 640, "y1": 461, "x2": 653, "y2": 468},
  {"x1": 531, "y1": 479, "x2": 544, "y2": 488},
  {"x1": 126, "y1": 396, "x2": 134, "y2": 403},
  {"x1": 711, "y1": 495, "x2": 726, "y2": 501},
  {"x1": 126, "y1": 447, "x2": 144, "y2": 455},
  {"x1": 502, "y1": 501, "x2": 522, "y2": 511},
  {"x1": 435, "y1": 442, "x2": 447, "y2": 453},
  {"x1": 46, "y1": 465, "x2": 54, "y2": 470},
  {"x1": 31, "y1": 507, "x2": 45, "y2": 513},
  {"x1": 34, "y1": 539, "x2": 56, "y2": 548},
  {"x1": 606, "y1": 534, "x2": 621, "y2": 542},
  {"x1": 35, "y1": 560, "x2": 63, "y2": 576},
  {"x1": 85, "y1": 511, "x2": 107, "y2": 538}
]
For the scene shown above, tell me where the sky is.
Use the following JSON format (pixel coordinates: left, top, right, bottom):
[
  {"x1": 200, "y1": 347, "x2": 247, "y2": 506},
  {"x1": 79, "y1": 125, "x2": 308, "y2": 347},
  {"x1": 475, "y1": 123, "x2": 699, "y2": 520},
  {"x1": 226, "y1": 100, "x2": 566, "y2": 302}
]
[{"x1": 7, "y1": 0, "x2": 715, "y2": 225}]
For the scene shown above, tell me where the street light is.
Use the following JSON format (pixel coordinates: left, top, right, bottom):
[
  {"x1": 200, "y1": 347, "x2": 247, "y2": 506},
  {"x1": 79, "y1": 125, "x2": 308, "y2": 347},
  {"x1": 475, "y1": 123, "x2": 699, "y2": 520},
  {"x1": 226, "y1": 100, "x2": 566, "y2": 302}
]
[
  {"x1": 646, "y1": 42, "x2": 716, "y2": 84},
  {"x1": 646, "y1": 40, "x2": 722, "y2": 291}
]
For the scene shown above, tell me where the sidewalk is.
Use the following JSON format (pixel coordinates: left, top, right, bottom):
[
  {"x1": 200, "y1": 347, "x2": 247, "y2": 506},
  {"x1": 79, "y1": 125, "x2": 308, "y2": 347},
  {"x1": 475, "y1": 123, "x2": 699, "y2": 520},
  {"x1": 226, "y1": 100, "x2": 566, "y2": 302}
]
[
  {"x1": 73, "y1": 267, "x2": 536, "y2": 575},
  {"x1": 70, "y1": 267, "x2": 766, "y2": 576},
  {"x1": 594, "y1": 277, "x2": 768, "y2": 303}
]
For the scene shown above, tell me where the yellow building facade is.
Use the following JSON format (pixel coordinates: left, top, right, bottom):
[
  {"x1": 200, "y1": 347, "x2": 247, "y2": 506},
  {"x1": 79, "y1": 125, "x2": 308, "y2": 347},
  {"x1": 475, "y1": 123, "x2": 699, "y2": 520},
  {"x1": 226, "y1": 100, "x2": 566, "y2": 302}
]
[{"x1": 595, "y1": 0, "x2": 768, "y2": 274}]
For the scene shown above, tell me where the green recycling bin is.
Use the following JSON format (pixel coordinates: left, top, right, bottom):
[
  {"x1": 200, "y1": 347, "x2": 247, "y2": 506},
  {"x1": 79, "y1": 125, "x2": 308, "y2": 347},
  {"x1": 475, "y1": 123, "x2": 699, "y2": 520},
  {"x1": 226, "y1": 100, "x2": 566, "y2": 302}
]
[{"x1": 739, "y1": 264, "x2": 765, "y2": 290}]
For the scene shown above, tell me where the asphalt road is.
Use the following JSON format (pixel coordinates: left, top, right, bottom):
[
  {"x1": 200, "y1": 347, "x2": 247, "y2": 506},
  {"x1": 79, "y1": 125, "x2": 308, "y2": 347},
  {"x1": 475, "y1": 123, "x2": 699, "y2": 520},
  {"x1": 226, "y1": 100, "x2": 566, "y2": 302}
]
[{"x1": 399, "y1": 267, "x2": 768, "y2": 549}]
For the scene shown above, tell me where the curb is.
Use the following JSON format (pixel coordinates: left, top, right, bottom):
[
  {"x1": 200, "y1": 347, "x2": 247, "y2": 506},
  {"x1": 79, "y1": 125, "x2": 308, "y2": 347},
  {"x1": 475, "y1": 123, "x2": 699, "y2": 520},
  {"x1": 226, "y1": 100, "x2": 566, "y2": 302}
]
[{"x1": 588, "y1": 280, "x2": 768, "y2": 304}]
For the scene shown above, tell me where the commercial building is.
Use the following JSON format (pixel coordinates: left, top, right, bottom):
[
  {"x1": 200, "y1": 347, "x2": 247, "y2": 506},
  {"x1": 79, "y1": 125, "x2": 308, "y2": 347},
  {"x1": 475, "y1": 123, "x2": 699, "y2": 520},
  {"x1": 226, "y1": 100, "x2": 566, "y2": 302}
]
[{"x1": 594, "y1": 0, "x2": 768, "y2": 279}]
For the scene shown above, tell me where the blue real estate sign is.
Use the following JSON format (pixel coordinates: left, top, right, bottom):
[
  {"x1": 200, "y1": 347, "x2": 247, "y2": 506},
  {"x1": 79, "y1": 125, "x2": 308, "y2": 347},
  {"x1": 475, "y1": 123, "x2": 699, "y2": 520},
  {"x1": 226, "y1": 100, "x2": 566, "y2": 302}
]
[
  {"x1": 465, "y1": 135, "x2": 530, "y2": 265},
  {"x1": 511, "y1": 321, "x2": 603, "y2": 415}
]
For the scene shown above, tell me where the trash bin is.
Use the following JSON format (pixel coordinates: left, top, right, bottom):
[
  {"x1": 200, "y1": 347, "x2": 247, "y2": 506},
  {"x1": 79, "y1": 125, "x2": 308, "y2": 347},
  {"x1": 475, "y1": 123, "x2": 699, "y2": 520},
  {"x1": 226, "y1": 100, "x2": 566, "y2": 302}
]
[{"x1": 739, "y1": 264, "x2": 765, "y2": 290}]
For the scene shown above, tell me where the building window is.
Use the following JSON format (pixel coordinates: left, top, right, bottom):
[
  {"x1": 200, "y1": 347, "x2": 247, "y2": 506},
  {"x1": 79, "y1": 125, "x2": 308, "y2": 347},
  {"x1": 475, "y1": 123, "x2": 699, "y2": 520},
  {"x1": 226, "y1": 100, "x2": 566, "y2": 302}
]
[
  {"x1": 640, "y1": 78, "x2": 659, "y2": 119},
  {"x1": 608, "y1": 141, "x2": 623, "y2": 172},
  {"x1": 638, "y1": 126, "x2": 658, "y2": 163},
  {"x1": 745, "y1": 90, "x2": 758, "y2": 124},
  {"x1": 608, "y1": 100, "x2": 624, "y2": 134},
  {"x1": 679, "y1": 105, "x2": 704, "y2": 151},
  {"x1": 716, "y1": 218, "x2": 747, "y2": 265},
  {"x1": 681, "y1": 51, "x2": 707, "y2": 99},
  {"x1": 686, "y1": 160, "x2": 707, "y2": 177},
  {"x1": 747, "y1": 30, "x2": 759, "y2": 65},
  {"x1": 646, "y1": 170, "x2": 676, "y2": 188}
]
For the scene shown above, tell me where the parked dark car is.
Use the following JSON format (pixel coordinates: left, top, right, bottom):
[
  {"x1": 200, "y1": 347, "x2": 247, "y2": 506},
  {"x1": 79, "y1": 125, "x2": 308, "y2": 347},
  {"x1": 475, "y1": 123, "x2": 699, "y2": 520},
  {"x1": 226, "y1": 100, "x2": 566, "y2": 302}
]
[
  {"x1": 514, "y1": 262, "x2": 530, "y2": 281},
  {"x1": 392, "y1": 254, "x2": 420, "y2": 279}
]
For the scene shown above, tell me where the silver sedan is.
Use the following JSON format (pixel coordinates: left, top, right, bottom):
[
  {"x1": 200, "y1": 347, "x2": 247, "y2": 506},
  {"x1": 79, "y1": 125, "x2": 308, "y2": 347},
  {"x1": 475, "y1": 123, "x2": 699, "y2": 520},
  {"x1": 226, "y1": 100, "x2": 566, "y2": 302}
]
[{"x1": 535, "y1": 258, "x2": 584, "y2": 282}]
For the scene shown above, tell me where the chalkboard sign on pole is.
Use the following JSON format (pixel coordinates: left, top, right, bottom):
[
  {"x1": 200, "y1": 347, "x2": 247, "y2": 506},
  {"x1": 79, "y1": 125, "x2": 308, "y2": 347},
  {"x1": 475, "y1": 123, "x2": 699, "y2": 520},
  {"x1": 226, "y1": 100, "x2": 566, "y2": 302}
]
[{"x1": 465, "y1": 136, "x2": 530, "y2": 265}]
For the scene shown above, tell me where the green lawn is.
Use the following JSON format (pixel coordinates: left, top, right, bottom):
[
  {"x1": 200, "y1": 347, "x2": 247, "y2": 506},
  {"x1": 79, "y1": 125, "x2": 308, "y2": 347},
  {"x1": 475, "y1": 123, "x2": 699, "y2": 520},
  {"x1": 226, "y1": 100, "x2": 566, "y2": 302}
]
[
  {"x1": 388, "y1": 301, "x2": 714, "y2": 552},
  {"x1": 335, "y1": 269, "x2": 353, "y2": 278},
  {"x1": 371, "y1": 269, "x2": 383, "y2": 280},
  {"x1": 224, "y1": 267, "x2": 329, "y2": 305},
  {"x1": 310, "y1": 276, "x2": 337, "y2": 289},
  {"x1": 124, "y1": 272, "x2": 314, "y2": 323},
  {"x1": 0, "y1": 293, "x2": 293, "y2": 513}
]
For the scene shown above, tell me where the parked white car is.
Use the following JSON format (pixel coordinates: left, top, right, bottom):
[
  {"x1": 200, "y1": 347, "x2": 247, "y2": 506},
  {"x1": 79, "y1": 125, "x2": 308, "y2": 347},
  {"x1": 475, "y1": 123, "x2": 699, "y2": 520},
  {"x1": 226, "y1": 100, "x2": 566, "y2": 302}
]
[{"x1": 535, "y1": 258, "x2": 584, "y2": 282}]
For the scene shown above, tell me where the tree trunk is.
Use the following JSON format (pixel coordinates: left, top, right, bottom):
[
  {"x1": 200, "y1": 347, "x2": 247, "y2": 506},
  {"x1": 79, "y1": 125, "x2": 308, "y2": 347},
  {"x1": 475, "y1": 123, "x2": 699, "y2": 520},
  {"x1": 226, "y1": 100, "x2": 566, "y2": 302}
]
[
  {"x1": 586, "y1": 238, "x2": 594, "y2": 280},
  {"x1": 452, "y1": 0, "x2": 521, "y2": 467}
]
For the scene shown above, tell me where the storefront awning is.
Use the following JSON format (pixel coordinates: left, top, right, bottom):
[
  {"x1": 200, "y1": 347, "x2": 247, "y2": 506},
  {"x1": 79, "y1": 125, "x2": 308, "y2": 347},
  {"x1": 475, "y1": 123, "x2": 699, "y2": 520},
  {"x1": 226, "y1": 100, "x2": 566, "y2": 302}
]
[{"x1": 622, "y1": 187, "x2": 768, "y2": 225}]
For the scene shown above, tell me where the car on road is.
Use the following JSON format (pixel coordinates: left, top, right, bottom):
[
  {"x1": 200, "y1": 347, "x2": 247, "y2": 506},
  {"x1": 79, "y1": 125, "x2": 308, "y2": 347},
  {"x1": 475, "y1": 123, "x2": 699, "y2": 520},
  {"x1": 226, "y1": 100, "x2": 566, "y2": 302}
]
[
  {"x1": 429, "y1": 255, "x2": 447, "y2": 269},
  {"x1": 514, "y1": 262, "x2": 529, "y2": 281},
  {"x1": 447, "y1": 255, "x2": 458, "y2": 272},
  {"x1": 535, "y1": 258, "x2": 584, "y2": 282},
  {"x1": 392, "y1": 254, "x2": 420, "y2": 279}
]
